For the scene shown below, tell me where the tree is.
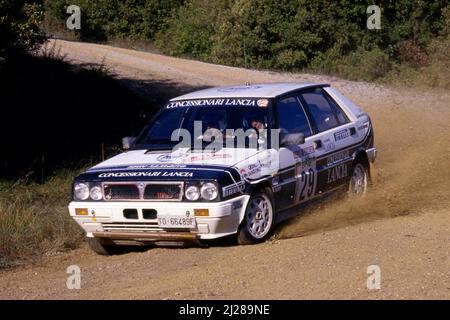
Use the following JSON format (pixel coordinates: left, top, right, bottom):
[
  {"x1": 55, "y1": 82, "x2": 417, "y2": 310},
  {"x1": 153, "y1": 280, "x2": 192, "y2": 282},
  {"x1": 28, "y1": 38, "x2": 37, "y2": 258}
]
[{"x1": 0, "y1": 0, "x2": 46, "y2": 68}]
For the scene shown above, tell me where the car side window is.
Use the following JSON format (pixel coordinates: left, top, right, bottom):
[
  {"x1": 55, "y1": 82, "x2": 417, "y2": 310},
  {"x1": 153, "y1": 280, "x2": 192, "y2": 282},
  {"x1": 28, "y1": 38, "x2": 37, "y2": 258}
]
[
  {"x1": 301, "y1": 89, "x2": 342, "y2": 132},
  {"x1": 276, "y1": 96, "x2": 312, "y2": 137}
]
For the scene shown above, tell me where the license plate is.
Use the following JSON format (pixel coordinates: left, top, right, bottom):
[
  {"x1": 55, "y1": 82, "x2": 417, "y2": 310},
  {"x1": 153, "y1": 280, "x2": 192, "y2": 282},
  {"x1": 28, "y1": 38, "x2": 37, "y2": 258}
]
[{"x1": 158, "y1": 216, "x2": 196, "y2": 229}]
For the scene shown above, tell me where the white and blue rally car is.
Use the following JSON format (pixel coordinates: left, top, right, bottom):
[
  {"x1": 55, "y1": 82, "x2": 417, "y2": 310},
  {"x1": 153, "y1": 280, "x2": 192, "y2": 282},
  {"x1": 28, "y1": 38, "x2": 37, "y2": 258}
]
[{"x1": 68, "y1": 83, "x2": 376, "y2": 254}]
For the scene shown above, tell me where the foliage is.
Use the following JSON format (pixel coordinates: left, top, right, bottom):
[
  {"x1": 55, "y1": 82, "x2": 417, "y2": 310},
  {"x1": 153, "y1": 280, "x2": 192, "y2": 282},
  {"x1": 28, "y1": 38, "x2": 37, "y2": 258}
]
[
  {"x1": 43, "y1": 0, "x2": 184, "y2": 41},
  {"x1": 0, "y1": 0, "x2": 46, "y2": 68},
  {"x1": 42, "y1": 1, "x2": 450, "y2": 83}
]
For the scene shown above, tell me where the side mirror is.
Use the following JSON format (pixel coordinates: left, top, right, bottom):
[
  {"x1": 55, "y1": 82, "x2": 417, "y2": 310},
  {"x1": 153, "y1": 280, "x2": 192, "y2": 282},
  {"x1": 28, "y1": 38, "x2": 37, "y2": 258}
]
[
  {"x1": 122, "y1": 137, "x2": 136, "y2": 150},
  {"x1": 281, "y1": 133, "x2": 305, "y2": 146}
]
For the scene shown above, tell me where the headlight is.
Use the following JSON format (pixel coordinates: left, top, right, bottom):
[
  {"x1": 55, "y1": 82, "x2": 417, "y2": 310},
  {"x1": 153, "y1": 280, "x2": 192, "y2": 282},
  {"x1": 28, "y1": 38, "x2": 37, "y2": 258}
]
[
  {"x1": 200, "y1": 182, "x2": 218, "y2": 201},
  {"x1": 89, "y1": 186, "x2": 103, "y2": 201},
  {"x1": 185, "y1": 185, "x2": 200, "y2": 201},
  {"x1": 74, "y1": 183, "x2": 89, "y2": 200}
]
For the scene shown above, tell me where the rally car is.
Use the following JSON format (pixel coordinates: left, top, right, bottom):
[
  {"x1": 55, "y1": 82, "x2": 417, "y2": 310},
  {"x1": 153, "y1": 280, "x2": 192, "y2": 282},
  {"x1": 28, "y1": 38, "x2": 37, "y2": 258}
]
[{"x1": 68, "y1": 83, "x2": 376, "y2": 254}]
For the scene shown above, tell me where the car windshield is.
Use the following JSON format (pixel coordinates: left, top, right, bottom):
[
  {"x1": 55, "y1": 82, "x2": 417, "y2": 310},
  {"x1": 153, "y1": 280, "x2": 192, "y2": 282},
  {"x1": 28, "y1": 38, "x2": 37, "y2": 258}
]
[{"x1": 134, "y1": 99, "x2": 270, "y2": 150}]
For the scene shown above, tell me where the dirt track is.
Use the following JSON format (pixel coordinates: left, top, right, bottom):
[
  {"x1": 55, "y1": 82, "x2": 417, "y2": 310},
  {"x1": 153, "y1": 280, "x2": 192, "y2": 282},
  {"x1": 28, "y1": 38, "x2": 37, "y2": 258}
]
[{"x1": 1, "y1": 39, "x2": 449, "y2": 299}]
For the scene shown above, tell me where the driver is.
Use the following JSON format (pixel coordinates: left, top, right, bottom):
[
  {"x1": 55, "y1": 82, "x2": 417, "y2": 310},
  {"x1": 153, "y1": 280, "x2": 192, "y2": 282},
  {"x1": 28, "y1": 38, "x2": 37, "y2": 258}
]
[
  {"x1": 250, "y1": 117, "x2": 266, "y2": 132},
  {"x1": 244, "y1": 111, "x2": 267, "y2": 133},
  {"x1": 246, "y1": 114, "x2": 268, "y2": 148}
]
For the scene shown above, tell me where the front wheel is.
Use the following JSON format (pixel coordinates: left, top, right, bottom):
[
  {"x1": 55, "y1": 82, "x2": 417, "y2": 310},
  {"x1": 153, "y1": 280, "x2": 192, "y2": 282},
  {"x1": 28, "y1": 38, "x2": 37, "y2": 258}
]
[
  {"x1": 237, "y1": 190, "x2": 275, "y2": 245},
  {"x1": 348, "y1": 162, "x2": 369, "y2": 197}
]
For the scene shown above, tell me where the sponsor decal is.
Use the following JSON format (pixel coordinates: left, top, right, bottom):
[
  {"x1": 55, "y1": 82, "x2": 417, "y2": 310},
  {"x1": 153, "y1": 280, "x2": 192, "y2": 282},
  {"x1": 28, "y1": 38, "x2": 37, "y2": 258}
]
[
  {"x1": 240, "y1": 162, "x2": 262, "y2": 179},
  {"x1": 98, "y1": 171, "x2": 194, "y2": 178},
  {"x1": 157, "y1": 153, "x2": 185, "y2": 162},
  {"x1": 223, "y1": 181, "x2": 245, "y2": 197},
  {"x1": 325, "y1": 142, "x2": 336, "y2": 151},
  {"x1": 327, "y1": 163, "x2": 348, "y2": 183},
  {"x1": 257, "y1": 99, "x2": 269, "y2": 107},
  {"x1": 293, "y1": 145, "x2": 315, "y2": 159},
  {"x1": 186, "y1": 152, "x2": 232, "y2": 162},
  {"x1": 334, "y1": 129, "x2": 350, "y2": 142},
  {"x1": 326, "y1": 150, "x2": 350, "y2": 166},
  {"x1": 166, "y1": 98, "x2": 257, "y2": 109},
  {"x1": 160, "y1": 171, "x2": 194, "y2": 177},
  {"x1": 127, "y1": 164, "x2": 187, "y2": 169}
]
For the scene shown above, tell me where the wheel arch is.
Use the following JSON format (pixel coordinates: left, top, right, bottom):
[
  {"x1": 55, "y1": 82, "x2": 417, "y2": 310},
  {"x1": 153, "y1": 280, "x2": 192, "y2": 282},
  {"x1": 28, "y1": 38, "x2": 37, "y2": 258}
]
[
  {"x1": 351, "y1": 148, "x2": 371, "y2": 180},
  {"x1": 240, "y1": 180, "x2": 275, "y2": 224}
]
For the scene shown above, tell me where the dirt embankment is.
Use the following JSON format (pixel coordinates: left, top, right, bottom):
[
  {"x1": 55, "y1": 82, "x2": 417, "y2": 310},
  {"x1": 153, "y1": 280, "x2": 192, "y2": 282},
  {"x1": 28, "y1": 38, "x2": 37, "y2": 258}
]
[{"x1": 0, "y1": 40, "x2": 449, "y2": 299}]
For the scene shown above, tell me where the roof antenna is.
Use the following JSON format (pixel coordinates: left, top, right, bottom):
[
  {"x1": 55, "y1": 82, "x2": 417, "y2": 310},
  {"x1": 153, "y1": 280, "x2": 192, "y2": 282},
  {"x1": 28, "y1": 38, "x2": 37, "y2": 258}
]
[{"x1": 244, "y1": 38, "x2": 250, "y2": 86}]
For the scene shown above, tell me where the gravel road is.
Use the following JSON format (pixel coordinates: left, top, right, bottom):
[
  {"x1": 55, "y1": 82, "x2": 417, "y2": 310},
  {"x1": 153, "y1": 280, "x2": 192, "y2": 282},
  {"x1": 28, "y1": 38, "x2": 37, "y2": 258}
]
[{"x1": 0, "y1": 39, "x2": 449, "y2": 299}]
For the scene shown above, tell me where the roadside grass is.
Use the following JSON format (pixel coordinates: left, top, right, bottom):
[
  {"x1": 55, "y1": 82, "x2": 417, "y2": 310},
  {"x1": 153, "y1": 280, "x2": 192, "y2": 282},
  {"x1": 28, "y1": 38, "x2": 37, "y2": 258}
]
[{"x1": 0, "y1": 170, "x2": 85, "y2": 268}]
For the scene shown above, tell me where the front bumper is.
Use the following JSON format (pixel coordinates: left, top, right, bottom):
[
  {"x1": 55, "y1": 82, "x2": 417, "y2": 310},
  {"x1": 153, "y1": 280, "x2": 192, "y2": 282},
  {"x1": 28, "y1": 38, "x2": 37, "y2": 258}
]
[{"x1": 68, "y1": 195, "x2": 249, "y2": 243}]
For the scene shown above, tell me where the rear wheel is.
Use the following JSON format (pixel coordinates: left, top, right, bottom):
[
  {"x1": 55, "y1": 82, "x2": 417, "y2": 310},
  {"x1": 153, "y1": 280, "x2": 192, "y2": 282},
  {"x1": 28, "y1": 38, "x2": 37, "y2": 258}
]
[
  {"x1": 348, "y1": 161, "x2": 369, "y2": 197},
  {"x1": 86, "y1": 237, "x2": 116, "y2": 255},
  {"x1": 238, "y1": 190, "x2": 275, "y2": 245}
]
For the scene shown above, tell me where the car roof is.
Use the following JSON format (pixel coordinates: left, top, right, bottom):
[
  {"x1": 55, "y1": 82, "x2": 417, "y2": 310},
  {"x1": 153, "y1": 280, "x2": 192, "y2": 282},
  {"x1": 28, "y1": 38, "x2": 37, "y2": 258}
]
[{"x1": 170, "y1": 82, "x2": 329, "y2": 101}]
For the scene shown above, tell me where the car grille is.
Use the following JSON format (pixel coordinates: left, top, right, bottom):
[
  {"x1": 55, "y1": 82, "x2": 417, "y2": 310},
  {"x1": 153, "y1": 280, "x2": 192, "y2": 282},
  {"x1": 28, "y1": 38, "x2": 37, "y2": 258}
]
[
  {"x1": 144, "y1": 184, "x2": 182, "y2": 200},
  {"x1": 102, "y1": 182, "x2": 183, "y2": 201},
  {"x1": 104, "y1": 184, "x2": 140, "y2": 200}
]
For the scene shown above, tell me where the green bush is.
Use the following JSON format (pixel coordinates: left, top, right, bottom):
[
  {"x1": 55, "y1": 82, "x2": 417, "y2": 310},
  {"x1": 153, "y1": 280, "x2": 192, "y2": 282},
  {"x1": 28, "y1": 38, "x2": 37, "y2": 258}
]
[
  {"x1": 43, "y1": 0, "x2": 183, "y2": 41},
  {"x1": 0, "y1": 0, "x2": 46, "y2": 68},
  {"x1": 155, "y1": 0, "x2": 229, "y2": 59},
  {"x1": 312, "y1": 46, "x2": 392, "y2": 82},
  {"x1": 155, "y1": 0, "x2": 449, "y2": 80}
]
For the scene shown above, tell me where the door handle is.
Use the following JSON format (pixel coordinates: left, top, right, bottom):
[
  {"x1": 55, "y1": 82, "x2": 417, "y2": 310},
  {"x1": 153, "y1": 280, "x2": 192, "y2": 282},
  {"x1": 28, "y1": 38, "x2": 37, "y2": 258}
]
[{"x1": 349, "y1": 127, "x2": 356, "y2": 135}]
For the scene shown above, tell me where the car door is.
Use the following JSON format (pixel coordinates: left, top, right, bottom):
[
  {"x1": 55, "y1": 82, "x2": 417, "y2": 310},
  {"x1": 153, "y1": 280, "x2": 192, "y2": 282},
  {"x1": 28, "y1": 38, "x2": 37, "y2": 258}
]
[
  {"x1": 298, "y1": 88, "x2": 356, "y2": 194},
  {"x1": 273, "y1": 95, "x2": 318, "y2": 210}
]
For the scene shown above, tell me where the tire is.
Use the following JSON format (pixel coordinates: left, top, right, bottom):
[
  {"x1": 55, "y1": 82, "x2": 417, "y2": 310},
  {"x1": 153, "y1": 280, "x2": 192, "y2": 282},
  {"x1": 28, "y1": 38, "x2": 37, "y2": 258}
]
[
  {"x1": 237, "y1": 189, "x2": 275, "y2": 245},
  {"x1": 348, "y1": 160, "x2": 369, "y2": 197},
  {"x1": 86, "y1": 237, "x2": 116, "y2": 255}
]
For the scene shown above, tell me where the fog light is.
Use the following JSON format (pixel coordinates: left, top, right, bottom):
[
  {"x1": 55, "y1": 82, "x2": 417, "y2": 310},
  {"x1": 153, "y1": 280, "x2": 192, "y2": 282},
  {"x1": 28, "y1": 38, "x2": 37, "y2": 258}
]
[
  {"x1": 194, "y1": 209, "x2": 209, "y2": 216},
  {"x1": 75, "y1": 208, "x2": 89, "y2": 216}
]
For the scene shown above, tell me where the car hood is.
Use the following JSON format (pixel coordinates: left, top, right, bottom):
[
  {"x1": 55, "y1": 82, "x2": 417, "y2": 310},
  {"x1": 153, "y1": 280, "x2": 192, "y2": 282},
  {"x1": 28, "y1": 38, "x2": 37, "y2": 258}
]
[
  {"x1": 75, "y1": 147, "x2": 275, "y2": 183},
  {"x1": 91, "y1": 148, "x2": 262, "y2": 169}
]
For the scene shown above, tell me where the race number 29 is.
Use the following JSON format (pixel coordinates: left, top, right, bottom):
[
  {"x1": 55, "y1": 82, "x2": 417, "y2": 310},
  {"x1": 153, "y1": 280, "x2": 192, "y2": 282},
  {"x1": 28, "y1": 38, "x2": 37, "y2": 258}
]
[{"x1": 297, "y1": 168, "x2": 316, "y2": 202}]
